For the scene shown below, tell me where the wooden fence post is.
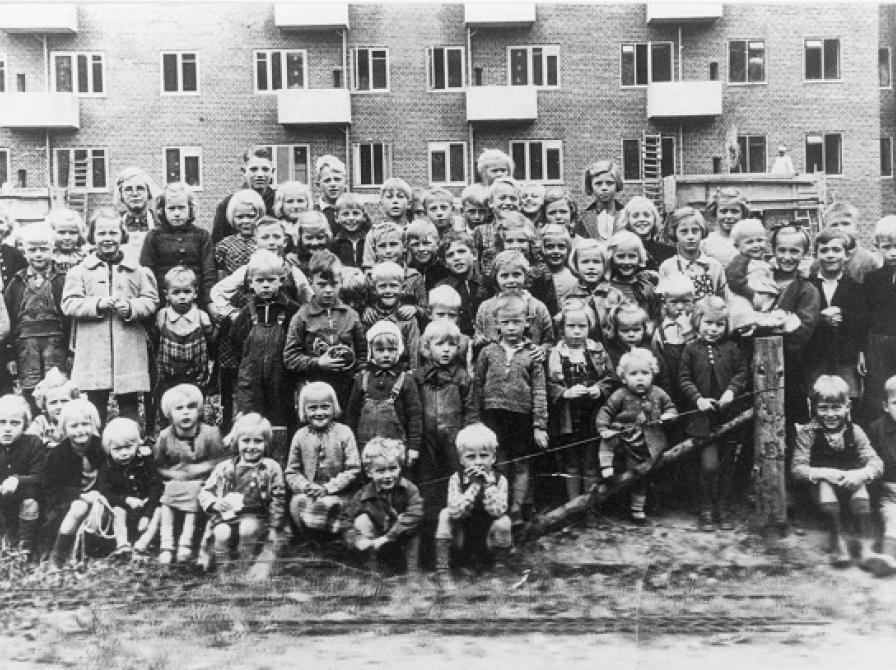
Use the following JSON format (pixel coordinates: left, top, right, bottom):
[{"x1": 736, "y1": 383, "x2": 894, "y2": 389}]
[{"x1": 751, "y1": 335, "x2": 788, "y2": 536}]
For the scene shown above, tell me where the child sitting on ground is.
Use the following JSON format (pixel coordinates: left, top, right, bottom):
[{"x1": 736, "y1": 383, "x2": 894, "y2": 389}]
[
  {"x1": 97, "y1": 418, "x2": 163, "y2": 557},
  {"x1": 27, "y1": 368, "x2": 79, "y2": 449},
  {"x1": 199, "y1": 413, "x2": 286, "y2": 571},
  {"x1": 0, "y1": 395, "x2": 44, "y2": 556},
  {"x1": 285, "y1": 382, "x2": 360, "y2": 538},
  {"x1": 435, "y1": 423, "x2": 512, "y2": 583},
  {"x1": 342, "y1": 437, "x2": 423, "y2": 574},
  {"x1": 791, "y1": 376, "x2": 883, "y2": 568},
  {"x1": 597, "y1": 348, "x2": 678, "y2": 524},
  {"x1": 867, "y1": 375, "x2": 896, "y2": 575},
  {"x1": 155, "y1": 384, "x2": 225, "y2": 565}
]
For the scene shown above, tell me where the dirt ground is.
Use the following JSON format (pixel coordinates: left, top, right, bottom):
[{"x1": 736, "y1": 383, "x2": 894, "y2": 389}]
[{"x1": 2, "y1": 508, "x2": 896, "y2": 669}]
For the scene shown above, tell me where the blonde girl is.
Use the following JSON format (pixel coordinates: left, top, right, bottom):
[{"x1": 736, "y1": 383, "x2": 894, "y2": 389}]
[
  {"x1": 606, "y1": 231, "x2": 661, "y2": 323},
  {"x1": 604, "y1": 302, "x2": 652, "y2": 369},
  {"x1": 44, "y1": 207, "x2": 88, "y2": 272},
  {"x1": 703, "y1": 187, "x2": 750, "y2": 267},
  {"x1": 567, "y1": 239, "x2": 625, "y2": 337},
  {"x1": 539, "y1": 224, "x2": 577, "y2": 306},
  {"x1": 28, "y1": 368, "x2": 80, "y2": 448},
  {"x1": 619, "y1": 196, "x2": 673, "y2": 271},
  {"x1": 273, "y1": 180, "x2": 312, "y2": 250}
]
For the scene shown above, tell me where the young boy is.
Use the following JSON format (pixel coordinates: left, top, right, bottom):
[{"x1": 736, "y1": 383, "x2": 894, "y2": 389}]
[
  {"x1": 313, "y1": 155, "x2": 349, "y2": 234},
  {"x1": 331, "y1": 192, "x2": 368, "y2": 269},
  {"x1": 0, "y1": 395, "x2": 44, "y2": 556},
  {"x1": 520, "y1": 182, "x2": 545, "y2": 223},
  {"x1": 806, "y1": 229, "x2": 867, "y2": 403},
  {"x1": 230, "y1": 251, "x2": 300, "y2": 430},
  {"x1": 212, "y1": 146, "x2": 276, "y2": 245},
  {"x1": 725, "y1": 218, "x2": 769, "y2": 301},
  {"x1": 363, "y1": 261, "x2": 421, "y2": 367},
  {"x1": 428, "y1": 285, "x2": 472, "y2": 366},
  {"x1": 816, "y1": 202, "x2": 882, "y2": 283},
  {"x1": 461, "y1": 184, "x2": 490, "y2": 232},
  {"x1": 424, "y1": 186, "x2": 464, "y2": 239},
  {"x1": 475, "y1": 177, "x2": 521, "y2": 278},
  {"x1": 861, "y1": 216, "x2": 896, "y2": 424},
  {"x1": 651, "y1": 273, "x2": 696, "y2": 408},
  {"x1": 474, "y1": 293, "x2": 549, "y2": 525},
  {"x1": 435, "y1": 423, "x2": 511, "y2": 582},
  {"x1": 365, "y1": 223, "x2": 426, "y2": 314},
  {"x1": 284, "y1": 250, "x2": 366, "y2": 410},
  {"x1": 342, "y1": 437, "x2": 423, "y2": 574},
  {"x1": 435, "y1": 232, "x2": 485, "y2": 338},
  {"x1": 405, "y1": 219, "x2": 447, "y2": 293},
  {"x1": 4, "y1": 222, "x2": 69, "y2": 415},
  {"x1": 867, "y1": 375, "x2": 896, "y2": 574},
  {"x1": 361, "y1": 178, "x2": 412, "y2": 269}
]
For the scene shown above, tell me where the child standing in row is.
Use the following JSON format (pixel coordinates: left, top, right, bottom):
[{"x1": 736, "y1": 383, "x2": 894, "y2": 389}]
[
  {"x1": 619, "y1": 196, "x2": 673, "y2": 272},
  {"x1": 44, "y1": 208, "x2": 88, "y2": 273},
  {"x1": 659, "y1": 208, "x2": 727, "y2": 301},
  {"x1": 436, "y1": 232, "x2": 484, "y2": 339}
]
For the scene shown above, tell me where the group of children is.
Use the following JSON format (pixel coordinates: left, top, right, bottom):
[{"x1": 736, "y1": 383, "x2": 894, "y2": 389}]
[{"x1": 2, "y1": 145, "x2": 896, "y2": 581}]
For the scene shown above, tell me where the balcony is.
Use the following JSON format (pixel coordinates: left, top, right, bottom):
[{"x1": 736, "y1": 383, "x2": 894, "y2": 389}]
[
  {"x1": 646, "y1": 81, "x2": 722, "y2": 119},
  {"x1": 0, "y1": 93, "x2": 79, "y2": 130},
  {"x1": 277, "y1": 89, "x2": 351, "y2": 125},
  {"x1": 646, "y1": 2, "x2": 722, "y2": 24},
  {"x1": 273, "y1": 2, "x2": 349, "y2": 30},
  {"x1": 0, "y1": 3, "x2": 78, "y2": 33},
  {"x1": 466, "y1": 86, "x2": 537, "y2": 122},
  {"x1": 464, "y1": 2, "x2": 535, "y2": 27}
]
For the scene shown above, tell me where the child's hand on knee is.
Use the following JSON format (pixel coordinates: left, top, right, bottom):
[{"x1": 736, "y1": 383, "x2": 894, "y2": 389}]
[{"x1": 840, "y1": 471, "x2": 866, "y2": 492}]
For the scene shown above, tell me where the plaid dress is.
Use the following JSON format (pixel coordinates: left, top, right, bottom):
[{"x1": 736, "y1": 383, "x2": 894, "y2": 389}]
[{"x1": 156, "y1": 307, "x2": 210, "y2": 387}]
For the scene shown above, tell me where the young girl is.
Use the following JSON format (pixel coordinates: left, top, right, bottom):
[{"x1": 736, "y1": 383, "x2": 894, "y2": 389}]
[
  {"x1": 678, "y1": 296, "x2": 749, "y2": 531},
  {"x1": 606, "y1": 231, "x2": 661, "y2": 324},
  {"x1": 597, "y1": 348, "x2": 678, "y2": 523},
  {"x1": 537, "y1": 186, "x2": 581, "y2": 239},
  {"x1": 44, "y1": 207, "x2": 88, "y2": 273},
  {"x1": 62, "y1": 207, "x2": 159, "y2": 425},
  {"x1": 659, "y1": 208, "x2": 727, "y2": 302},
  {"x1": 792, "y1": 376, "x2": 883, "y2": 567},
  {"x1": 547, "y1": 300, "x2": 617, "y2": 503},
  {"x1": 314, "y1": 155, "x2": 349, "y2": 233},
  {"x1": 27, "y1": 368, "x2": 80, "y2": 449},
  {"x1": 496, "y1": 212, "x2": 558, "y2": 316},
  {"x1": 604, "y1": 303, "x2": 652, "y2": 370},
  {"x1": 199, "y1": 413, "x2": 286, "y2": 570},
  {"x1": 43, "y1": 398, "x2": 105, "y2": 567},
  {"x1": 476, "y1": 149, "x2": 514, "y2": 186},
  {"x1": 0, "y1": 395, "x2": 44, "y2": 556},
  {"x1": 273, "y1": 180, "x2": 312, "y2": 251},
  {"x1": 619, "y1": 196, "x2": 674, "y2": 272},
  {"x1": 652, "y1": 273, "x2": 696, "y2": 408},
  {"x1": 475, "y1": 177, "x2": 520, "y2": 278},
  {"x1": 215, "y1": 189, "x2": 264, "y2": 281},
  {"x1": 702, "y1": 187, "x2": 749, "y2": 268},
  {"x1": 539, "y1": 224, "x2": 577, "y2": 307},
  {"x1": 155, "y1": 384, "x2": 225, "y2": 564},
  {"x1": 520, "y1": 182, "x2": 545, "y2": 224},
  {"x1": 566, "y1": 239, "x2": 625, "y2": 338},
  {"x1": 576, "y1": 160, "x2": 624, "y2": 242},
  {"x1": 285, "y1": 382, "x2": 360, "y2": 537},
  {"x1": 294, "y1": 210, "x2": 334, "y2": 276}
]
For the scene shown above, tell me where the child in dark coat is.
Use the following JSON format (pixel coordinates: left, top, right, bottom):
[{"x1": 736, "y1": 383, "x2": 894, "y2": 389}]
[{"x1": 0, "y1": 395, "x2": 44, "y2": 556}]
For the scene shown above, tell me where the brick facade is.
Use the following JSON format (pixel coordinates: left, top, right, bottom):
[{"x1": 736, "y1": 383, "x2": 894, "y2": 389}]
[{"x1": 0, "y1": 2, "x2": 891, "y2": 237}]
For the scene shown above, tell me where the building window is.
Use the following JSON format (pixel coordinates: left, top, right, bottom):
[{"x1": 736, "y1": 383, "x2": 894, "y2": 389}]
[
  {"x1": 621, "y1": 137, "x2": 677, "y2": 181},
  {"x1": 0, "y1": 149, "x2": 8, "y2": 188},
  {"x1": 352, "y1": 48, "x2": 389, "y2": 92},
  {"x1": 428, "y1": 142, "x2": 467, "y2": 185},
  {"x1": 729, "y1": 40, "x2": 765, "y2": 84},
  {"x1": 805, "y1": 133, "x2": 842, "y2": 175},
  {"x1": 164, "y1": 147, "x2": 203, "y2": 189},
  {"x1": 428, "y1": 47, "x2": 464, "y2": 90},
  {"x1": 508, "y1": 46, "x2": 560, "y2": 88},
  {"x1": 661, "y1": 136, "x2": 676, "y2": 177},
  {"x1": 353, "y1": 142, "x2": 392, "y2": 187},
  {"x1": 51, "y1": 52, "x2": 105, "y2": 95},
  {"x1": 804, "y1": 39, "x2": 840, "y2": 81},
  {"x1": 620, "y1": 42, "x2": 673, "y2": 87},
  {"x1": 161, "y1": 52, "x2": 199, "y2": 94},
  {"x1": 881, "y1": 47, "x2": 892, "y2": 88},
  {"x1": 882, "y1": 138, "x2": 893, "y2": 178},
  {"x1": 54, "y1": 148, "x2": 108, "y2": 191},
  {"x1": 735, "y1": 135, "x2": 767, "y2": 173},
  {"x1": 509, "y1": 140, "x2": 563, "y2": 182},
  {"x1": 254, "y1": 49, "x2": 307, "y2": 93},
  {"x1": 0, "y1": 55, "x2": 5, "y2": 93},
  {"x1": 265, "y1": 144, "x2": 311, "y2": 186}
]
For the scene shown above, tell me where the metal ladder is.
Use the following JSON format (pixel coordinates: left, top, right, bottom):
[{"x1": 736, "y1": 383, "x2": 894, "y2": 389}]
[
  {"x1": 642, "y1": 133, "x2": 664, "y2": 215},
  {"x1": 65, "y1": 156, "x2": 89, "y2": 222}
]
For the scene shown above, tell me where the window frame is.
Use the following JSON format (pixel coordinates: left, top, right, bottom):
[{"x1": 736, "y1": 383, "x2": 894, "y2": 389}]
[
  {"x1": 163, "y1": 146, "x2": 203, "y2": 190},
  {"x1": 0, "y1": 148, "x2": 9, "y2": 188},
  {"x1": 53, "y1": 148, "x2": 109, "y2": 192},
  {"x1": 881, "y1": 47, "x2": 892, "y2": 89},
  {"x1": 506, "y1": 45, "x2": 561, "y2": 89},
  {"x1": 620, "y1": 41, "x2": 674, "y2": 88},
  {"x1": 805, "y1": 132, "x2": 843, "y2": 176},
  {"x1": 352, "y1": 47, "x2": 390, "y2": 93},
  {"x1": 882, "y1": 137, "x2": 893, "y2": 178},
  {"x1": 253, "y1": 48, "x2": 309, "y2": 94},
  {"x1": 0, "y1": 53, "x2": 6, "y2": 93},
  {"x1": 508, "y1": 139, "x2": 564, "y2": 183},
  {"x1": 264, "y1": 143, "x2": 312, "y2": 187},
  {"x1": 160, "y1": 51, "x2": 200, "y2": 96},
  {"x1": 427, "y1": 141, "x2": 468, "y2": 186},
  {"x1": 734, "y1": 134, "x2": 768, "y2": 174},
  {"x1": 621, "y1": 138, "x2": 642, "y2": 182},
  {"x1": 50, "y1": 51, "x2": 106, "y2": 97},
  {"x1": 352, "y1": 142, "x2": 393, "y2": 188},
  {"x1": 427, "y1": 46, "x2": 465, "y2": 92},
  {"x1": 804, "y1": 38, "x2": 841, "y2": 82},
  {"x1": 728, "y1": 39, "x2": 766, "y2": 85}
]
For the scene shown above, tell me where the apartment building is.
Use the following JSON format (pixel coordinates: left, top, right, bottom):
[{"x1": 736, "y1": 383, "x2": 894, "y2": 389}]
[{"x1": 0, "y1": 2, "x2": 890, "y2": 232}]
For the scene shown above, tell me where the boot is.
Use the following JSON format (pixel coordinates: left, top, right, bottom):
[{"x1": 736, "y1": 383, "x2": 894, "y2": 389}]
[
  {"x1": 829, "y1": 534, "x2": 851, "y2": 568},
  {"x1": 434, "y1": 538, "x2": 457, "y2": 591},
  {"x1": 50, "y1": 533, "x2": 76, "y2": 569},
  {"x1": 698, "y1": 509, "x2": 716, "y2": 532},
  {"x1": 16, "y1": 517, "x2": 39, "y2": 559},
  {"x1": 630, "y1": 492, "x2": 647, "y2": 526}
]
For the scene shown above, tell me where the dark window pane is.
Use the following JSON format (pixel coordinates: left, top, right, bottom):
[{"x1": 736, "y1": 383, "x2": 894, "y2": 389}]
[
  {"x1": 0, "y1": 150, "x2": 7, "y2": 186},
  {"x1": 286, "y1": 52, "x2": 304, "y2": 88},
  {"x1": 163, "y1": 54, "x2": 178, "y2": 92},
  {"x1": 356, "y1": 49, "x2": 369, "y2": 90},
  {"x1": 635, "y1": 44, "x2": 648, "y2": 85},
  {"x1": 805, "y1": 42, "x2": 822, "y2": 79},
  {"x1": 729, "y1": 41, "x2": 745, "y2": 82},
  {"x1": 372, "y1": 51, "x2": 387, "y2": 89},
  {"x1": 748, "y1": 42, "x2": 765, "y2": 82},
  {"x1": 511, "y1": 48, "x2": 527, "y2": 85},
  {"x1": 823, "y1": 39, "x2": 839, "y2": 79},
  {"x1": 547, "y1": 54, "x2": 558, "y2": 86},
  {"x1": 528, "y1": 142, "x2": 543, "y2": 180},
  {"x1": 532, "y1": 48, "x2": 543, "y2": 86},
  {"x1": 165, "y1": 148, "x2": 180, "y2": 182},
  {"x1": 56, "y1": 151, "x2": 70, "y2": 188},
  {"x1": 77, "y1": 54, "x2": 88, "y2": 93},
  {"x1": 806, "y1": 135, "x2": 824, "y2": 173},
  {"x1": 273, "y1": 146, "x2": 289, "y2": 182},
  {"x1": 546, "y1": 147, "x2": 561, "y2": 181},
  {"x1": 621, "y1": 46, "x2": 635, "y2": 86},
  {"x1": 271, "y1": 51, "x2": 282, "y2": 90},
  {"x1": 623, "y1": 139, "x2": 641, "y2": 181},
  {"x1": 433, "y1": 48, "x2": 445, "y2": 89},
  {"x1": 882, "y1": 138, "x2": 893, "y2": 176},
  {"x1": 651, "y1": 43, "x2": 672, "y2": 82},
  {"x1": 373, "y1": 144, "x2": 384, "y2": 184},
  {"x1": 881, "y1": 48, "x2": 892, "y2": 87},
  {"x1": 661, "y1": 137, "x2": 675, "y2": 176},
  {"x1": 184, "y1": 155, "x2": 200, "y2": 186},
  {"x1": 182, "y1": 55, "x2": 197, "y2": 91},
  {"x1": 0, "y1": 60, "x2": 5, "y2": 93},
  {"x1": 511, "y1": 143, "x2": 526, "y2": 181},
  {"x1": 449, "y1": 144, "x2": 465, "y2": 182},
  {"x1": 825, "y1": 134, "x2": 841, "y2": 174},
  {"x1": 55, "y1": 56, "x2": 72, "y2": 92},
  {"x1": 431, "y1": 150, "x2": 446, "y2": 183},
  {"x1": 736, "y1": 137, "x2": 748, "y2": 173},
  {"x1": 293, "y1": 146, "x2": 308, "y2": 183},
  {"x1": 748, "y1": 136, "x2": 766, "y2": 172},
  {"x1": 92, "y1": 150, "x2": 106, "y2": 188},
  {"x1": 92, "y1": 55, "x2": 103, "y2": 92},
  {"x1": 447, "y1": 49, "x2": 462, "y2": 88},
  {"x1": 360, "y1": 144, "x2": 372, "y2": 184},
  {"x1": 256, "y1": 53, "x2": 268, "y2": 90}
]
